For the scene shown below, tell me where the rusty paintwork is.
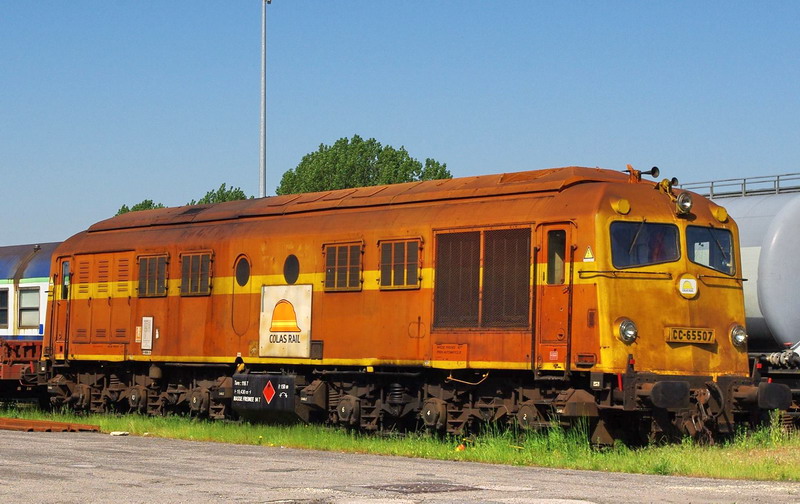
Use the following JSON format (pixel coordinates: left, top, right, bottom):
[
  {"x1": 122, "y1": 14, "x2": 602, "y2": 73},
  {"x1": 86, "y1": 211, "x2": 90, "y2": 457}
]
[{"x1": 43, "y1": 167, "x2": 748, "y2": 380}]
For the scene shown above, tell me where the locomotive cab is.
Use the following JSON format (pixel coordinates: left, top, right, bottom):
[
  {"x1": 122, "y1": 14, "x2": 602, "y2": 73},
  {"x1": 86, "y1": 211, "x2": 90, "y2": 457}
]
[{"x1": 576, "y1": 170, "x2": 789, "y2": 441}]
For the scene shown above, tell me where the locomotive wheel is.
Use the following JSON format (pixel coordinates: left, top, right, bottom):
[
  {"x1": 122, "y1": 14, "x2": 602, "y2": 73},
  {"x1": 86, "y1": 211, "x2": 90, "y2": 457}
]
[
  {"x1": 516, "y1": 401, "x2": 545, "y2": 430},
  {"x1": 189, "y1": 387, "x2": 210, "y2": 416},
  {"x1": 336, "y1": 395, "x2": 361, "y2": 426},
  {"x1": 128, "y1": 385, "x2": 148, "y2": 414},
  {"x1": 72, "y1": 384, "x2": 92, "y2": 411},
  {"x1": 421, "y1": 398, "x2": 447, "y2": 431}
]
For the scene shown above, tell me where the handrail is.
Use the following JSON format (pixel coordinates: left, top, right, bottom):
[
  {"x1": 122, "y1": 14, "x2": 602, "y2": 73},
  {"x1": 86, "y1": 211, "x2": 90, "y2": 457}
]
[
  {"x1": 679, "y1": 173, "x2": 800, "y2": 199},
  {"x1": 698, "y1": 274, "x2": 747, "y2": 282},
  {"x1": 578, "y1": 270, "x2": 672, "y2": 279}
]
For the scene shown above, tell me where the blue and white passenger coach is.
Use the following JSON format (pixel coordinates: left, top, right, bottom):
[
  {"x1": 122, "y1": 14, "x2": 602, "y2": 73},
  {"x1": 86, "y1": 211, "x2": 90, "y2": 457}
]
[{"x1": 0, "y1": 242, "x2": 59, "y2": 393}]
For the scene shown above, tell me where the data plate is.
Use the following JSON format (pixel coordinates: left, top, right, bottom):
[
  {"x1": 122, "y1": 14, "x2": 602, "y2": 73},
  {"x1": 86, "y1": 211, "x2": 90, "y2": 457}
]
[{"x1": 666, "y1": 327, "x2": 716, "y2": 344}]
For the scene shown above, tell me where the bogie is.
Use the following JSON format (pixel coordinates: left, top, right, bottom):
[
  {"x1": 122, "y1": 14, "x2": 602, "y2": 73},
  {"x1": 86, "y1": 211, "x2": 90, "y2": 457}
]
[{"x1": 44, "y1": 362, "x2": 786, "y2": 446}]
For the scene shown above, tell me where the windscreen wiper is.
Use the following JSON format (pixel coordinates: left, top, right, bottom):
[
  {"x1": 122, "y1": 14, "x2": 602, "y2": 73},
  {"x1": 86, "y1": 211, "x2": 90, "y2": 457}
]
[
  {"x1": 707, "y1": 227, "x2": 729, "y2": 262},
  {"x1": 628, "y1": 219, "x2": 646, "y2": 255}
]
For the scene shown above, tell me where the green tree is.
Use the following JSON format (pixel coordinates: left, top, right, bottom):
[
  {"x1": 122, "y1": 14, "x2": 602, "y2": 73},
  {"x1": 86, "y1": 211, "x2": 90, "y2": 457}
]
[
  {"x1": 116, "y1": 184, "x2": 250, "y2": 216},
  {"x1": 276, "y1": 135, "x2": 451, "y2": 195},
  {"x1": 115, "y1": 199, "x2": 165, "y2": 216},
  {"x1": 187, "y1": 183, "x2": 250, "y2": 205}
]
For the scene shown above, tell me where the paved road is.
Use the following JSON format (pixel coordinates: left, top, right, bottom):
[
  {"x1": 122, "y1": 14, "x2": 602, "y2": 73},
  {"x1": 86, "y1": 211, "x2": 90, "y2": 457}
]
[{"x1": 0, "y1": 430, "x2": 797, "y2": 503}]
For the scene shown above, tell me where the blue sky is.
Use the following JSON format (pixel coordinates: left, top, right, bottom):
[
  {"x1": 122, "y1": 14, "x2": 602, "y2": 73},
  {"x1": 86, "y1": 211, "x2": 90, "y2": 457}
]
[{"x1": 2, "y1": 2, "x2": 798, "y2": 245}]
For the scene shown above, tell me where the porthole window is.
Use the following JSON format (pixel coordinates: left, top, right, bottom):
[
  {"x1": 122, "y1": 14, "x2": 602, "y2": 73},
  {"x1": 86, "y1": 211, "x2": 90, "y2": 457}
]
[
  {"x1": 283, "y1": 254, "x2": 299, "y2": 285},
  {"x1": 235, "y1": 257, "x2": 250, "y2": 287}
]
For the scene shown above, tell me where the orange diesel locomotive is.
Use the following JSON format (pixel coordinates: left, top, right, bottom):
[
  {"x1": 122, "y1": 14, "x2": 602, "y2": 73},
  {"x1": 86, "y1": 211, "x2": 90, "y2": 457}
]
[{"x1": 42, "y1": 166, "x2": 789, "y2": 443}]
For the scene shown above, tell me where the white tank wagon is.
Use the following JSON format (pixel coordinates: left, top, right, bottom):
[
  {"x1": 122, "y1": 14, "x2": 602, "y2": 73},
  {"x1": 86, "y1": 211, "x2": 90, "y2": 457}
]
[{"x1": 681, "y1": 174, "x2": 800, "y2": 361}]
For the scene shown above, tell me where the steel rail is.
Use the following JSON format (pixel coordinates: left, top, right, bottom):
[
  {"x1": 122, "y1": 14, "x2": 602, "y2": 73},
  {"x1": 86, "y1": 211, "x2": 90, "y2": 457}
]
[{"x1": 0, "y1": 417, "x2": 100, "y2": 432}]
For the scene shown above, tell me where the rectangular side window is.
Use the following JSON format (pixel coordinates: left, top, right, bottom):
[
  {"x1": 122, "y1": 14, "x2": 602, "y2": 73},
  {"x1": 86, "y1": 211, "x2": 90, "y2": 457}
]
[
  {"x1": 0, "y1": 289, "x2": 8, "y2": 328},
  {"x1": 434, "y1": 232, "x2": 480, "y2": 327},
  {"x1": 60, "y1": 261, "x2": 70, "y2": 300},
  {"x1": 18, "y1": 288, "x2": 40, "y2": 328},
  {"x1": 482, "y1": 229, "x2": 531, "y2": 327},
  {"x1": 180, "y1": 253, "x2": 212, "y2": 296},
  {"x1": 547, "y1": 230, "x2": 566, "y2": 285},
  {"x1": 379, "y1": 240, "x2": 421, "y2": 289},
  {"x1": 324, "y1": 243, "x2": 362, "y2": 291},
  {"x1": 138, "y1": 255, "x2": 168, "y2": 297}
]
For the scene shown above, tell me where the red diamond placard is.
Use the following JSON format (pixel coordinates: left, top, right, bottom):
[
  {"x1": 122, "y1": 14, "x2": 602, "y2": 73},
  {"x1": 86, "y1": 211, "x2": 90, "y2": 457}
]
[{"x1": 263, "y1": 380, "x2": 276, "y2": 404}]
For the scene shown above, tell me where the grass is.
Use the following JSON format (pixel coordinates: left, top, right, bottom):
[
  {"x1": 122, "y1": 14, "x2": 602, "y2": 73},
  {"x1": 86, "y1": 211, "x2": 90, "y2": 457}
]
[{"x1": 3, "y1": 404, "x2": 800, "y2": 481}]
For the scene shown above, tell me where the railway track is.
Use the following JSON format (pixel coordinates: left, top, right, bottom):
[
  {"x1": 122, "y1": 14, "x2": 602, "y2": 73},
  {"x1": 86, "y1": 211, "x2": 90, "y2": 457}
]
[{"x1": 0, "y1": 417, "x2": 100, "y2": 432}]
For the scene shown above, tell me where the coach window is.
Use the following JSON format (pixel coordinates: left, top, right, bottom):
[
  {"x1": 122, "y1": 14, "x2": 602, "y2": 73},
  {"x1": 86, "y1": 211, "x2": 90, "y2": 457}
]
[
  {"x1": 324, "y1": 243, "x2": 362, "y2": 291},
  {"x1": 18, "y1": 288, "x2": 40, "y2": 329},
  {"x1": 379, "y1": 239, "x2": 421, "y2": 289},
  {"x1": 138, "y1": 255, "x2": 168, "y2": 297},
  {"x1": 180, "y1": 252, "x2": 212, "y2": 296},
  {"x1": 0, "y1": 289, "x2": 8, "y2": 328}
]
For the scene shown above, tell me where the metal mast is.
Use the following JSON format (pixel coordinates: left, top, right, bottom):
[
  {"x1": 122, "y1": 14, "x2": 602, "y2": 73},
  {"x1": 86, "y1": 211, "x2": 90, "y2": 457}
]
[{"x1": 259, "y1": 0, "x2": 270, "y2": 198}]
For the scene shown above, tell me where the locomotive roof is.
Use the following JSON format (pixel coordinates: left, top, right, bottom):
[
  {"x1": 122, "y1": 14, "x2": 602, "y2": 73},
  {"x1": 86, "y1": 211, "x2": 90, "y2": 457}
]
[
  {"x1": 0, "y1": 242, "x2": 60, "y2": 281},
  {"x1": 89, "y1": 166, "x2": 629, "y2": 233}
]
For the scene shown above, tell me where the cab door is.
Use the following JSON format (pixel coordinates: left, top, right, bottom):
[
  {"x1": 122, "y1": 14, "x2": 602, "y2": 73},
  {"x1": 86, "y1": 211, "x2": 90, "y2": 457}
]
[
  {"x1": 535, "y1": 224, "x2": 574, "y2": 373},
  {"x1": 52, "y1": 257, "x2": 72, "y2": 358}
]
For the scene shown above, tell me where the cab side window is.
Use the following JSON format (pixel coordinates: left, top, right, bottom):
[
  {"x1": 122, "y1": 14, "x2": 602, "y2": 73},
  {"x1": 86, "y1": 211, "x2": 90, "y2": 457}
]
[{"x1": 547, "y1": 230, "x2": 566, "y2": 285}]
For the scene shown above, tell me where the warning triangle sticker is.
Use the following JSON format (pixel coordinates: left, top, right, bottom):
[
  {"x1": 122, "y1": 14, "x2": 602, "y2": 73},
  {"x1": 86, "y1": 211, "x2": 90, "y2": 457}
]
[{"x1": 583, "y1": 246, "x2": 595, "y2": 262}]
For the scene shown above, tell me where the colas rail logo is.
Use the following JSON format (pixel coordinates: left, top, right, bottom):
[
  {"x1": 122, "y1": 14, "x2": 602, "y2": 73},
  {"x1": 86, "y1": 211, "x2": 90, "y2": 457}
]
[
  {"x1": 677, "y1": 274, "x2": 698, "y2": 299},
  {"x1": 268, "y1": 299, "x2": 302, "y2": 343}
]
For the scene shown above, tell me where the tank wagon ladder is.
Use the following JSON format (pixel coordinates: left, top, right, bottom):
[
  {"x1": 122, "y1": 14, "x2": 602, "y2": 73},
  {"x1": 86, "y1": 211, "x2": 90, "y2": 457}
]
[{"x1": 680, "y1": 173, "x2": 800, "y2": 199}]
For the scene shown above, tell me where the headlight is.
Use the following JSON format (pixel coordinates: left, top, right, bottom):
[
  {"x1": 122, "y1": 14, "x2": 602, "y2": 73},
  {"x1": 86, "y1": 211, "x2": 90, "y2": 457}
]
[
  {"x1": 676, "y1": 192, "x2": 693, "y2": 215},
  {"x1": 730, "y1": 324, "x2": 748, "y2": 348},
  {"x1": 618, "y1": 318, "x2": 638, "y2": 344}
]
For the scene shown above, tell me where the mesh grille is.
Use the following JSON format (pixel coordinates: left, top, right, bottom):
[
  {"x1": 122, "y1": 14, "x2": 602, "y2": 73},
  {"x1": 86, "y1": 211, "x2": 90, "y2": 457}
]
[
  {"x1": 434, "y1": 229, "x2": 531, "y2": 329},
  {"x1": 434, "y1": 232, "x2": 480, "y2": 327},
  {"x1": 482, "y1": 229, "x2": 531, "y2": 327}
]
